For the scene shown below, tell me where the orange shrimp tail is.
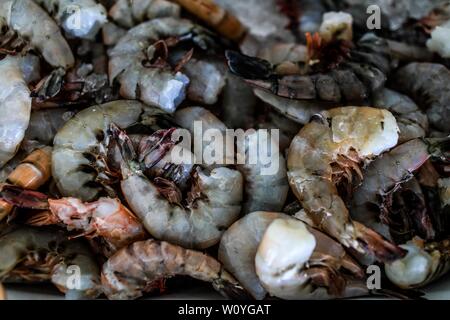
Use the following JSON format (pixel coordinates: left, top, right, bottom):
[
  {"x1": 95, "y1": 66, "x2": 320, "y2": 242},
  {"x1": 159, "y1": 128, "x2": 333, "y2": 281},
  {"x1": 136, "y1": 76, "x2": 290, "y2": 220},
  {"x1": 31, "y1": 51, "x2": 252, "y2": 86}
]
[{"x1": 353, "y1": 221, "x2": 406, "y2": 263}]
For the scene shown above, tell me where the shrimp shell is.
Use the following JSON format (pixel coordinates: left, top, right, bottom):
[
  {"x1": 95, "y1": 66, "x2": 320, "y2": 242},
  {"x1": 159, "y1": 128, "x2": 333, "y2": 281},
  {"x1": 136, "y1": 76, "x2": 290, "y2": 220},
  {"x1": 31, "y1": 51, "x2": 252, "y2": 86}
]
[{"x1": 101, "y1": 239, "x2": 247, "y2": 300}]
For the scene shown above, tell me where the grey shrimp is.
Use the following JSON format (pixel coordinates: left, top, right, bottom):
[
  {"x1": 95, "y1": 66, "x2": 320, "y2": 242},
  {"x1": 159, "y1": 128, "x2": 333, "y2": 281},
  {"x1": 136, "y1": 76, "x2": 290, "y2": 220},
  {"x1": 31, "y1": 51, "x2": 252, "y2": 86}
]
[
  {"x1": 0, "y1": 226, "x2": 101, "y2": 299},
  {"x1": 101, "y1": 239, "x2": 247, "y2": 300}
]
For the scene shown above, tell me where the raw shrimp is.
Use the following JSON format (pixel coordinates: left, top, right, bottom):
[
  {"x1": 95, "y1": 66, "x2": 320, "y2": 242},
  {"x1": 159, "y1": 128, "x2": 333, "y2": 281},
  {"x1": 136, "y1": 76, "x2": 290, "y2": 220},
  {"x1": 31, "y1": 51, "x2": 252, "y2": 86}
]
[
  {"x1": 119, "y1": 156, "x2": 243, "y2": 249},
  {"x1": 255, "y1": 218, "x2": 367, "y2": 300},
  {"x1": 52, "y1": 100, "x2": 170, "y2": 201},
  {"x1": 174, "y1": 106, "x2": 288, "y2": 214},
  {"x1": 0, "y1": 55, "x2": 31, "y2": 167},
  {"x1": 107, "y1": 118, "x2": 242, "y2": 249},
  {"x1": 352, "y1": 139, "x2": 442, "y2": 242},
  {"x1": 218, "y1": 211, "x2": 365, "y2": 300},
  {"x1": 109, "y1": 0, "x2": 180, "y2": 28},
  {"x1": 0, "y1": 0, "x2": 74, "y2": 68},
  {"x1": 35, "y1": 0, "x2": 107, "y2": 39},
  {"x1": 101, "y1": 239, "x2": 247, "y2": 300},
  {"x1": 26, "y1": 196, "x2": 147, "y2": 257},
  {"x1": 109, "y1": 17, "x2": 218, "y2": 113},
  {"x1": 385, "y1": 237, "x2": 450, "y2": 289},
  {"x1": 287, "y1": 107, "x2": 405, "y2": 262},
  {"x1": 219, "y1": 211, "x2": 284, "y2": 299},
  {"x1": 0, "y1": 226, "x2": 101, "y2": 299},
  {"x1": 392, "y1": 63, "x2": 450, "y2": 132},
  {"x1": 226, "y1": 33, "x2": 391, "y2": 104},
  {"x1": 372, "y1": 89, "x2": 428, "y2": 143}
]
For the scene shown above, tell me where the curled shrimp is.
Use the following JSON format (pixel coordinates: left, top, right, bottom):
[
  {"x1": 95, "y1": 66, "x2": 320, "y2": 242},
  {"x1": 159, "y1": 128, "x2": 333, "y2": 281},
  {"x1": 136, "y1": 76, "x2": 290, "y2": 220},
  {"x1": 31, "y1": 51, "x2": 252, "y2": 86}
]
[
  {"x1": 18, "y1": 194, "x2": 147, "y2": 257},
  {"x1": 0, "y1": 226, "x2": 101, "y2": 299},
  {"x1": 35, "y1": 0, "x2": 107, "y2": 39},
  {"x1": 174, "y1": 106, "x2": 288, "y2": 214},
  {"x1": 101, "y1": 239, "x2": 247, "y2": 300},
  {"x1": 287, "y1": 107, "x2": 406, "y2": 262},
  {"x1": 373, "y1": 89, "x2": 428, "y2": 143},
  {"x1": 392, "y1": 62, "x2": 450, "y2": 132},
  {"x1": 385, "y1": 237, "x2": 450, "y2": 289},
  {"x1": 109, "y1": 0, "x2": 180, "y2": 28},
  {"x1": 52, "y1": 100, "x2": 171, "y2": 201},
  {"x1": 219, "y1": 211, "x2": 365, "y2": 300},
  {"x1": 108, "y1": 17, "x2": 217, "y2": 113},
  {"x1": 0, "y1": 55, "x2": 31, "y2": 167},
  {"x1": 0, "y1": 0, "x2": 74, "y2": 69}
]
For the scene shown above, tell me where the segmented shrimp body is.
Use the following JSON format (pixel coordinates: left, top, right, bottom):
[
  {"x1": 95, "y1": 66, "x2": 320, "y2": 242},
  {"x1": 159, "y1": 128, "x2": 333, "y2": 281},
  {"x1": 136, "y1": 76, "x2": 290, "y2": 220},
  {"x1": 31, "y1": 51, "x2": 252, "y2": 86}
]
[{"x1": 287, "y1": 107, "x2": 405, "y2": 262}]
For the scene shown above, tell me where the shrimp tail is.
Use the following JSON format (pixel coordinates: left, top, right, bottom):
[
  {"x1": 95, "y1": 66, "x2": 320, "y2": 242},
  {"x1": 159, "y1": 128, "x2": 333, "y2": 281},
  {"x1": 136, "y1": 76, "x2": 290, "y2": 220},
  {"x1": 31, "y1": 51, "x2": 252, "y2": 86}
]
[
  {"x1": 225, "y1": 50, "x2": 273, "y2": 80},
  {"x1": 353, "y1": 221, "x2": 406, "y2": 262},
  {"x1": 212, "y1": 275, "x2": 251, "y2": 300},
  {"x1": 0, "y1": 185, "x2": 49, "y2": 210}
]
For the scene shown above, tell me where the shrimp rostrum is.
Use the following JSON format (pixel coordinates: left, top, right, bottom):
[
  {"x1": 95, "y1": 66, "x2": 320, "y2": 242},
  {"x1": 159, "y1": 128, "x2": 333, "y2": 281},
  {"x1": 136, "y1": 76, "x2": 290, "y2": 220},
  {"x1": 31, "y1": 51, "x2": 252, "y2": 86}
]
[
  {"x1": 287, "y1": 107, "x2": 406, "y2": 263},
  {"x1": 102, "y1": 239, "x2": 248, "y2": 300},
  {"x1": 0, "y1": 226, "x2": 101, "y2": 299}
]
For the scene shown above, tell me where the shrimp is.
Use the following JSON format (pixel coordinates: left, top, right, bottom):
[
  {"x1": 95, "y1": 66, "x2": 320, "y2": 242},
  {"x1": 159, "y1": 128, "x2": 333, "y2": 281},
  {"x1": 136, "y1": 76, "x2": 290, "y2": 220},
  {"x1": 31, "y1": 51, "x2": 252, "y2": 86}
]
[
  {"x1": 255, "y1": 218, "x2": 368, "y2": 300},
  {"x1": 109, "y1": 17, "x2": 219, "y2": 113},
  {"x1": 385, "y1": 237, "x2": 450, "y2": 289},
  {"x1": 0, "y1": 55, "x2": 31, "y2": 167},
  {"x1": 101, "y1": 239, "x2": 247, "y2": 300},
  {"x1": 0, "y1": 226, "x2": 101, "y2": 299},
  {"x1": 119, "y1": 153, "x2": 243, "y2": 249},
  {"x1": 372, "y1": 89, "x2": 428, "y2": 143},
  {"x1": 287, "y1": 107, "x2": 406, "y2": 262},
  {"x1": 23, "y1": 195, "x2": 147, "y2": 257},
  {"x1": 226, "y1": 33, "x2": 391, "y2": 104},
  {"x1": 109, "y1": 0, "x2": 180, "y2": 28},
  {"x1": 219, "y1": 211, "x2": 285, "y2": 299},
  {"x1": 35, "y1": 0, "x2": 107, "y2": 39},
  {"x1": 0, "y1": 0, "x2": 74, "y2": 69},
  {"x1": 174, "y1": 106, "x2": 288, "y2": 214},
  {"x1": 392, "y1": 63, "x2": 450, "y2": 132},
  {"x1": 352, "y1": 138, "x2": 445, "y2": 243},
  {"x1": 218, "y1": 211, "x2": 365, "y2": 300},
  {"x1": 52, "y1": 100, "x2": 172, "y2": 201}
]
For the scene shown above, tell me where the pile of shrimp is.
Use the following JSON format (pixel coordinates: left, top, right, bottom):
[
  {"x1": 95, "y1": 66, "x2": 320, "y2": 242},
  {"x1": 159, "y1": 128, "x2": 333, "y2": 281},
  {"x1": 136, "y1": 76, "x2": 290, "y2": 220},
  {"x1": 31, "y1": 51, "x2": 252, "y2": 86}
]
[{"x1": 0, "y1": 0, "x2": 449, "y2": 300}]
